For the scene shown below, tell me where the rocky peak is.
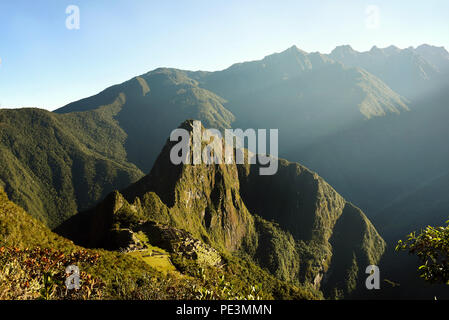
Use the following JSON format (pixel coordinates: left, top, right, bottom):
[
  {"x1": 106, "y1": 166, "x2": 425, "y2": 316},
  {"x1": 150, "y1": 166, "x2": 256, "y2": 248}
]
[{"x1": 330, "y1": 45, "x2": 357, "y2": 58}]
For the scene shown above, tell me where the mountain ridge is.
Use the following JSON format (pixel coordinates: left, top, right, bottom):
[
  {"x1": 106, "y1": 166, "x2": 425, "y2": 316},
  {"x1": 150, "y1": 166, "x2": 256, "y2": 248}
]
[{"x1": 52, "y1": 44, "x2": 411, "y2": 175}]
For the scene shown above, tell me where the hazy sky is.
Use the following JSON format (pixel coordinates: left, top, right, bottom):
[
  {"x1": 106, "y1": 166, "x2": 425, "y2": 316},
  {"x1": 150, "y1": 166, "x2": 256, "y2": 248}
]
[{"x1": 1, "y1": 0, "x2": 448, "y2": 110}]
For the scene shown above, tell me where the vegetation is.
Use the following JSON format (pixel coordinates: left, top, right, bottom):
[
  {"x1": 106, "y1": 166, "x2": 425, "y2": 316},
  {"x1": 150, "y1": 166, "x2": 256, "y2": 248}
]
[
  {"x1": 127, "y1": 245, "x2": 177, "y2": 275},
  {"x1": 171, "y1": 253, "x2": 321, "y2": 300},
  {"x1": 0, "y1": 247, "x2": 103, "y2": 300},
  {"x1": 396, "y1": 221, "x2": 449, "y2": 284},
  {"x1": 253, "y1": 216, "x2": 300, "y2": 284}
]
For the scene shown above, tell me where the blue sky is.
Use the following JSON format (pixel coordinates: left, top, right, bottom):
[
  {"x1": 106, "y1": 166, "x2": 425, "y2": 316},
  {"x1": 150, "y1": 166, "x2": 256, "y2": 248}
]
[{"x1": 1, "y1": 0, "x2": 448, "y2": 110}]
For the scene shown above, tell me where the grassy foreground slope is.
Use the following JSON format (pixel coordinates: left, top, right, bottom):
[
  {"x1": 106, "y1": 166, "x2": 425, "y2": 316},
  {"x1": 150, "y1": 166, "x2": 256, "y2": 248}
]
[
  {"x1": 0, "y1": 187, "x2": 155, "y2": 299},
  {"x1": 0, "y1": 187, "x2": 318, "y2": 300}
]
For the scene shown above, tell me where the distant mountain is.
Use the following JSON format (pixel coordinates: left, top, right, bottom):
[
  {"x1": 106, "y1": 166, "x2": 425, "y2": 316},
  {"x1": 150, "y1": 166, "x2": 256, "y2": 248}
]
[
  {"x1": 287, "y1": 83, "x2": 449, "y2": 299},
  {"x1": 329, "y1": 44, "x2": 449, "y2": 100},
  {"x1": 57, "y1": 120, "x2": 385, "y2": 298},
  {"x1": 197, "y1": 46, "x2": 408, "y2": 153},
  {"x1": 199, "y1": 45, "x2": 408, "y2": 119},
  {"x1": 55, "y1": 45, "x2": 409, "y2": 171},
  {"x1": 415, "y1": 44, "x2": 449, "y2": 72}
]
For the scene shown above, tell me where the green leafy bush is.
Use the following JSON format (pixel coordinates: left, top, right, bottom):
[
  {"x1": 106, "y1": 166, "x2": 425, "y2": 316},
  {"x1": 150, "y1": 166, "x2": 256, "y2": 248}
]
[{"x1": 396, "y1": 221, "x2": 449, "y2": 284}]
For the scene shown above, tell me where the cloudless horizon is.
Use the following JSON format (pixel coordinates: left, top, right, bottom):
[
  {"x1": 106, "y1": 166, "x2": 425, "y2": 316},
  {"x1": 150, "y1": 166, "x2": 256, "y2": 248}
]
[{"x1": 1, "y1": 0, "x2": 448, "y2": 110}]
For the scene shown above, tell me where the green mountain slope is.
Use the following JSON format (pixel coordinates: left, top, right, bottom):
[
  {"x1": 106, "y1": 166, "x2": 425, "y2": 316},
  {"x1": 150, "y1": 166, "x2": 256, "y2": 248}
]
[
  {"x1": 0, "y1": 186, "x2": 160, "y2": 299},
  {"x1": 0, "y1": 187, "x2": 74, "y2": 250},
  {"x1": 0, "y1": 102, "x2": 144, "y2": 227},
  {"x1": 56, "y1": 68, "x2": 235, "y2": 173}
]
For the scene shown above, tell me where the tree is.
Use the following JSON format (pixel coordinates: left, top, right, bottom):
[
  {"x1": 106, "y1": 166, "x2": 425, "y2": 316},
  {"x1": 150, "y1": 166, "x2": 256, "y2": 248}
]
[{"x1": 396, "y1": 221, "x2": 449, "y2": 284}]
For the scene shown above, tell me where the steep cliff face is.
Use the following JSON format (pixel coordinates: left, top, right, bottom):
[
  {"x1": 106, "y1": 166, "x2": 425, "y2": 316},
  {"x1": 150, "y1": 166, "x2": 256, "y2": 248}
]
[
  {"x1": 238, "y1": 159, "x2": 345, "y2": 282},
  {"x1": 57, "y1": 120, "x2": 385, "y2": 297},
  {"x1": 322, "y1": 203, "x2": 386, "y2": 297},
  {"x1": 239, "y1": 159, "x2": 346, "y2": 246},
  {"x1": 237, "y1": 157, "x2": 386, "y2": 296}
]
